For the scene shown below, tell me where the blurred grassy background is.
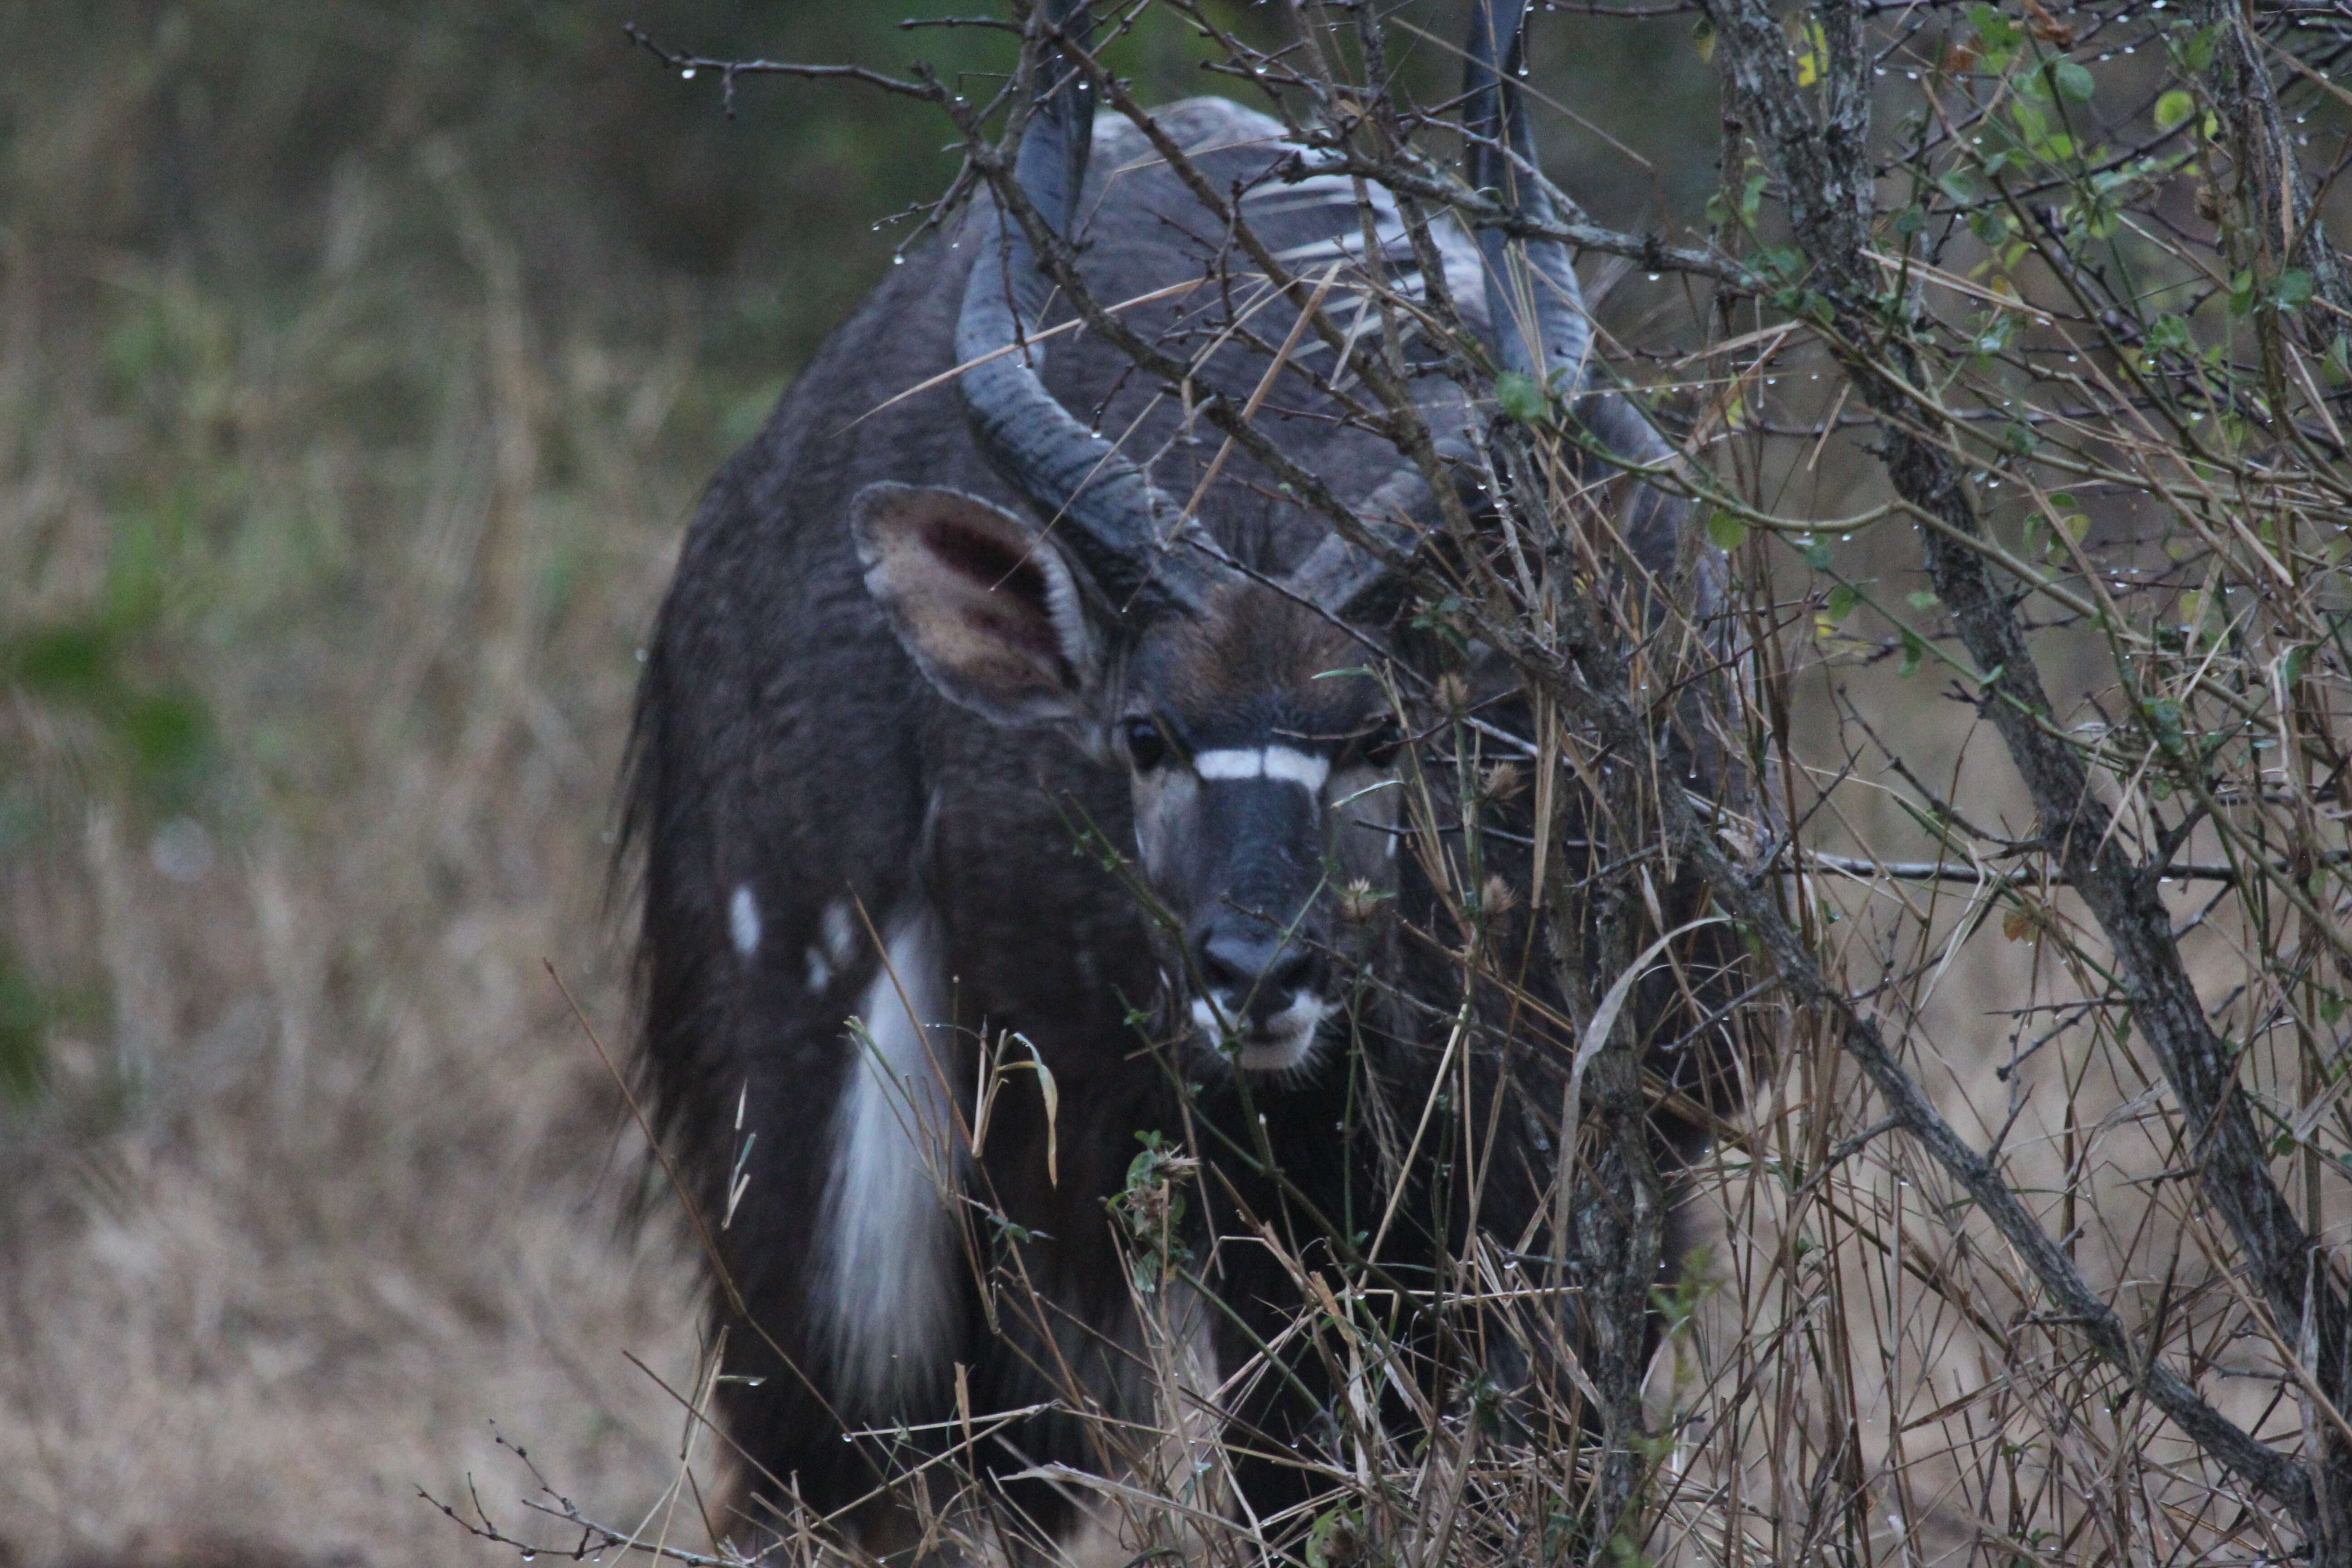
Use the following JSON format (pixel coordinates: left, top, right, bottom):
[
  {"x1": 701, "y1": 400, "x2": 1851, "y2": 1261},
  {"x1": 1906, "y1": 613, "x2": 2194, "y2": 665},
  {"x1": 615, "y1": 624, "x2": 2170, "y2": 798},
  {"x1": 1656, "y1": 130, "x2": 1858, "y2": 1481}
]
[{"x1": 0, "y1": 4, "x2": 1717, "y2": 1564}]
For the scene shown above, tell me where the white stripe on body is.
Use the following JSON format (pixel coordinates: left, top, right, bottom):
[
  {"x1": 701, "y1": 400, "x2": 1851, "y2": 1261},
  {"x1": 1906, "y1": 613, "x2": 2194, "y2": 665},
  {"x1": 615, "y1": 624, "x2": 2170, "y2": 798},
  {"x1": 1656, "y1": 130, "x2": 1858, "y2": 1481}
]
[
  {"x1": 817, "y1": 901, "x2": 962, "y2": 1407},
  {"x1": 728, "y1": 884, "x2": 762, "y2": 956},
  {"x1": 1192, "y1": 746, "x2": 1330, "y2": 793}
]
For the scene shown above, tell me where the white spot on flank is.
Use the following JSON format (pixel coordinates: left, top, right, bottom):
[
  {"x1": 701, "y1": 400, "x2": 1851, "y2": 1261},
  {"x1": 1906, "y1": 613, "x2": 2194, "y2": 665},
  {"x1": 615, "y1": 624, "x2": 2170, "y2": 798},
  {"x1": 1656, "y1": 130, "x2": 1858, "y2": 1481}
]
[
  {"x1": 805, "y1": 898, "x2": 862, "y2": 994},
  {"x1": 1193, "y1": 746, "x2": 1330, "y2": 792},
  {"x1": 729, "y1": 884, "x2": 761, "y2": 956},
  {"x1": 818, "y1": 902, "x2": 962, "y2": 1407},
  {"x1": 821, "y1": 898, "x2": 859, "y2": 969}
]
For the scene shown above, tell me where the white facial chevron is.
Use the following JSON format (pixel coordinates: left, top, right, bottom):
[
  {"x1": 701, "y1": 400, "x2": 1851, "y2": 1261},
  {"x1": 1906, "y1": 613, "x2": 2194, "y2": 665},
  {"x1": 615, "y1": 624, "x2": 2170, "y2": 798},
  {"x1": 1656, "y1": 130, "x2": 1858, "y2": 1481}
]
[{"x1": 1192, "y1": 746, "x2": 1329, "y2": 792}]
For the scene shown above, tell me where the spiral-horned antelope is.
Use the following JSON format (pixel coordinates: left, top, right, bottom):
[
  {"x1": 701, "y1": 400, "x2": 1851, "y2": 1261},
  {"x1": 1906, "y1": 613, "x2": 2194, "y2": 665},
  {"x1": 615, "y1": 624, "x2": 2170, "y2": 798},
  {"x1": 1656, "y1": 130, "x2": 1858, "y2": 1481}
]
[{"x1": 625, "y1": 0, "x2": 1739, "y2": 1550}]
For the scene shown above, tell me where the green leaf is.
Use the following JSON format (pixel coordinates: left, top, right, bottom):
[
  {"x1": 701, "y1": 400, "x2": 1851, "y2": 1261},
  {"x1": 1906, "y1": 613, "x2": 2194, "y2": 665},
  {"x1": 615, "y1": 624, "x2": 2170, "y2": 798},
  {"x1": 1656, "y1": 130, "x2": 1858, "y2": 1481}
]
[
  {"x1": 1937, "y1": 168, "x2": 1976, "y2": 205},
  {"x1": 2143, "y1": 696, "x2": 2187, "y2": 754},
  {"x1": 1967, "y1": 2, "x2": 2017, "y2": 51},
  {"x1": 1906, "y1": 590, "x2": 1942, "y2": 611},
  {"x1": 2154, "y1": 89, "x2": 2195, "y2": 131},
  {"x1": 0, "y1": 948, "x2": 43, "y2": 1105},
  {"x1": 1706, "y1": 510, "x2": 1749, "y2": 551},
  {"x1": 2182, "y1": 25, "x2": 2217, "y2": 73},
  {"x1": 2276, "y1": 269, "x2": 2315, "y2": 310},
  {"x1": 1824, "y1": 584, "x2": 1859, "y2": 622},
  {"x1": 122, "y1": 691, "x2": 212, "y2": 801},
  {"x1": 2067, "y1": 193, "x2": 2116, "y2": 238},
  {"x1": 2053, "y1": 61, "x2": 2095, "y2": 103},
  {"x1": 1494, "y1": 372, "x2": 1547, "y2": 425},
  {"x1": 1803, "y1": 541, "x2": 1833, "y2": 571},
  {"x1": 9, "y1": 622, "x2": 118, "y2": 705},
  {"x1": 1893, "y1": 204, "x2": 1926, "y2": 237},
  {"x1": 1898, "y1": 628, "x2": 1926, "y2": 677}
]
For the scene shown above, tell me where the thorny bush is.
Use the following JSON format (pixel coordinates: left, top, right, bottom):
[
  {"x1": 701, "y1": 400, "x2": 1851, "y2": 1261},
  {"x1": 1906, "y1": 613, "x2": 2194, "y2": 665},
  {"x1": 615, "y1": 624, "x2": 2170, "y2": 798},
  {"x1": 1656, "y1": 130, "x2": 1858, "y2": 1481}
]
[{"x1": 444, "y1": 0, "x2": 2352, "y2": 1563}]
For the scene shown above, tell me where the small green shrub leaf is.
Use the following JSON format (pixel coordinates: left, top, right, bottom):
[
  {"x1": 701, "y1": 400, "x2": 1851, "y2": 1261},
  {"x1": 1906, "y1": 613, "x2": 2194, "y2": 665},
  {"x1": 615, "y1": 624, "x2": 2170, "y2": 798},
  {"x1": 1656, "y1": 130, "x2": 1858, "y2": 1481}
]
[
  {"x1": 1494, "y1": 372, "x2": 1547, "y2": 425},
  {"x1": 1898, "y1": 628, "x2": 1926, "y2": 677}
]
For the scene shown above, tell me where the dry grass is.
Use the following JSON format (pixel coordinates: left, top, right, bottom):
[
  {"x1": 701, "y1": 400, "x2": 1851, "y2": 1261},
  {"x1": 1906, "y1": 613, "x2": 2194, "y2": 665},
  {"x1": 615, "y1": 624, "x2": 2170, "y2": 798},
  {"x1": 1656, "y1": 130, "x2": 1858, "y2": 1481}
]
[
  {"x1": 5, "y1": 2, "x2": 2349, "y2": 1566},
  {"x1": 0, "y1": 7, "x2": 1249, "y2": 1563},
  {"x1": 0, "y1": 117, "x2": 728, "y2": 1568}
]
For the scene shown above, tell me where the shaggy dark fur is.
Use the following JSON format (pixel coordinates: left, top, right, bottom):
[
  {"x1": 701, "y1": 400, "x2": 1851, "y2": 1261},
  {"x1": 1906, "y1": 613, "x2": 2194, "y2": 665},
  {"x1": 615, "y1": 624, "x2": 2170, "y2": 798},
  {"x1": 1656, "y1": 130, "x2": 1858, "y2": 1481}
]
[{"x1": 621, "y1": 99, "x2": 1740, "y2": 1546}]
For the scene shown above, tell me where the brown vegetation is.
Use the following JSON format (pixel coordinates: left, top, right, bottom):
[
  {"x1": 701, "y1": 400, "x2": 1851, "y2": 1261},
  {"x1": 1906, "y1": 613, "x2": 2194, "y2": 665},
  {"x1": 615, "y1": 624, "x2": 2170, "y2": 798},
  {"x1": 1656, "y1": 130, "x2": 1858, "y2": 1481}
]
[{"x1": 5, "y1": 1, "x2": 2350, "y2": 1566}]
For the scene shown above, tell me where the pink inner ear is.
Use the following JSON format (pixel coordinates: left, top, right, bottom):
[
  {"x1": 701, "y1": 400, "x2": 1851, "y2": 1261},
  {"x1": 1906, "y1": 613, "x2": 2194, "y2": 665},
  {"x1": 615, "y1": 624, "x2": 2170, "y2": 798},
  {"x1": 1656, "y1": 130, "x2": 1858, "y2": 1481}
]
[
  {"x1": 923, "y1": 515, "x2": 1068, "y2": 676},
  {"x1": 959, "y1": 602, "x2": 1065, "y2": 674},
  {"x1": 924, "y1": 514, "x2": 1040, "y2": 595}
]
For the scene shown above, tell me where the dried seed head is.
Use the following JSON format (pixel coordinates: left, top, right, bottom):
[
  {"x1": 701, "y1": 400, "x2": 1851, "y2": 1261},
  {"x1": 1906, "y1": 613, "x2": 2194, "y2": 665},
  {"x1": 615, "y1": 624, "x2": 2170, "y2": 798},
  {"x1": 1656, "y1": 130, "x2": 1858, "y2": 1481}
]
[
  {"x1": 1122, "y1": 1182, "x2": 1170, "y2": 1235},
  {"x1": 1338, "y1": 877, "x2": 1390, "y2": 925},
  {"x1": 1316, "y1": 1513, "x2": 1366, "y2": 1568},
  {"x1": 1480, "y1": 760, "x2": 1525, "y2": 803},
  {"x1": 1435, "y1": 673, "x2": 1472, "y2": 717},
  {"x1": 1480, "y1": 874, "x2": 1523, "y2": 920}
]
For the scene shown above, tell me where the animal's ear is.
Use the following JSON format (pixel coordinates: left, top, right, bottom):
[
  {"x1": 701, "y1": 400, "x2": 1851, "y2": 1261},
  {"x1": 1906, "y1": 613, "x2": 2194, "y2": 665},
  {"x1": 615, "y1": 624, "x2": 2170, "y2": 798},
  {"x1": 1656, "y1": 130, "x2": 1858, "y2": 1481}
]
[{"x1": 852, "y1": 482, "x2": 1107, "y2": 728}]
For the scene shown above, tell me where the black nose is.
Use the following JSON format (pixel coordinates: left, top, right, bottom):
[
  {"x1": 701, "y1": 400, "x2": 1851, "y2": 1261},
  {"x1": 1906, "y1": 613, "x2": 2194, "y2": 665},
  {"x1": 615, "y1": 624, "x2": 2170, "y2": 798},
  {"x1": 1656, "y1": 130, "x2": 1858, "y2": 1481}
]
[{"x1": 1197, "y1": 926, "x2": 1318, "y2": 1024}]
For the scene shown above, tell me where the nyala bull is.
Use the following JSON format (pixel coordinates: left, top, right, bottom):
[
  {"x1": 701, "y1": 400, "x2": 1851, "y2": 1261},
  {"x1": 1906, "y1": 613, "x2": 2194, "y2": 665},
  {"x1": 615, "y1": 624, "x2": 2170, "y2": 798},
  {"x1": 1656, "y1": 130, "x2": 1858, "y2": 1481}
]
[{"x1": 625, "y1": 0, "x2": 1739, "y2": 1551}]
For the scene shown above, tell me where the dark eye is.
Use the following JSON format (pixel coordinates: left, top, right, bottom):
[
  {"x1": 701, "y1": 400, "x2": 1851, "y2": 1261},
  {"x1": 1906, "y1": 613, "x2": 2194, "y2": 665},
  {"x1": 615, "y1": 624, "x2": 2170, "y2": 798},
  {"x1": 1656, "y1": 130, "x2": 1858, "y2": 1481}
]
[
  {"x1": 1362, "y1": 717, "x2": 1406, "y2": 767},
  {"x1": 1123, "y1": 716, "x2": 1168, "y2": 772}
]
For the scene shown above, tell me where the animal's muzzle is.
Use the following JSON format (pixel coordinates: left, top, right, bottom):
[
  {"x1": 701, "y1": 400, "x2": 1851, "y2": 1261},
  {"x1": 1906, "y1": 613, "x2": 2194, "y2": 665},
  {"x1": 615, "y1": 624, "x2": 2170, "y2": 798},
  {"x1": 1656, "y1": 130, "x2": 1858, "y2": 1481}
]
[{"x1": 1196, "y1": 923, "x2": 1323, "y2": 1027}]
